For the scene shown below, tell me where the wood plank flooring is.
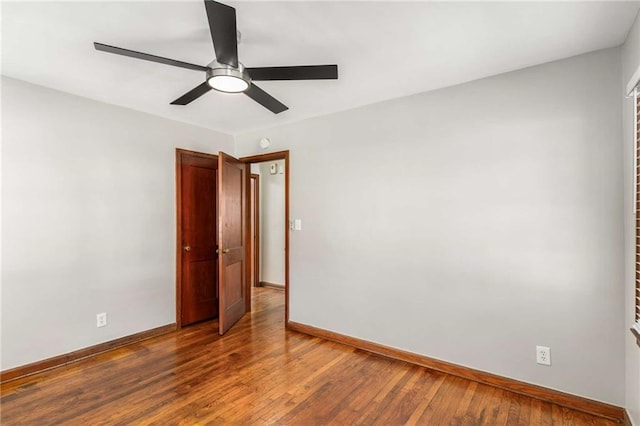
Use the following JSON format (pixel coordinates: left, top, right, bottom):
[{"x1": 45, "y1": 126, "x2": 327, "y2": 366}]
[{"x1": 1, "y1": 288, "x2": 618, "y2": 425}]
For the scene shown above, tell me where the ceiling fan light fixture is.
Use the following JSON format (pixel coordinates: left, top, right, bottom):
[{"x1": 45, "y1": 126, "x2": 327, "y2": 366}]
[
  {"x1": 206, "y1": 63, "x2": 250, "y2": 93},
  {"x1": 208, "y1": 75, "x2": 248, "y2": 93}
]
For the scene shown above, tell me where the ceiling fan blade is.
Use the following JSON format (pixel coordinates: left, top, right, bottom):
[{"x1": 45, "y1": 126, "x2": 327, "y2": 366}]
[
  {"x1": 247, "y1": 65, "x2": 338, "y2": 81},
  {"x1": 244, "y1": 84, "x2": 288, "y2": 114},
  {"x1": 170, "y1": 82, "x2": 212, "y2": 105},
  {"x1": 204, "y1": 0, "x2": 238, "y2": 68},
  {"x1": 94, "y1": 42, "x2": 208, "y2": 72}
]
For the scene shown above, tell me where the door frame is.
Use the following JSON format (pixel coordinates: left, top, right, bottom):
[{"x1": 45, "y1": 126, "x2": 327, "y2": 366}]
[
  {"x1": 175, "y1": 148, "x2": 219, "y2": 329},
  {"x1": 250, "y1": 173, "x2": 260, "y2": 289},
  {"x1": 240, "y1": 150, "x2": 290, "y2": 325}
]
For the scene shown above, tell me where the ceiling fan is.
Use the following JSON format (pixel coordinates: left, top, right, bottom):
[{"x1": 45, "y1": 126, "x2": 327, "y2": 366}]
[{"x1": 94, "y1": 0, "x2": 338, "y2": 114}]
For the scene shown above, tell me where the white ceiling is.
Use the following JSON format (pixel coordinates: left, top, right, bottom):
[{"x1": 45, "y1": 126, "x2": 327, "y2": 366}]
[{"x1": 2, "y1": 1, "x2": 639, "y2": 135}]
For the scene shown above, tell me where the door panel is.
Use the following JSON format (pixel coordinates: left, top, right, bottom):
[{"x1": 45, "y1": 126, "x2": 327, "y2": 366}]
[
  {"x1": 188, "y1": 166, "x2": 217, "y2": 247},
  {"x1": 218, "y1": 151, "x2": 248, "y2": 335},
  {"x1": 223, "y1": 163, "x2": 243, "y2": 247},
  {"x1": 178, "y1": 151, "x2": 218, "y2": 326},
  {"x1": 189, "y1": 260, "x2": 217, "y2": 301},
  {"x1": 225, "y1": 262, "x2": 243, "y2": 304}
]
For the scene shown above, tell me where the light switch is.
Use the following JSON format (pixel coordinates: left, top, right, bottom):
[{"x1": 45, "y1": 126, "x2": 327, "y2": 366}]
[{"x1": 294, "y1": 219, "x2": 302, "y2": 230}]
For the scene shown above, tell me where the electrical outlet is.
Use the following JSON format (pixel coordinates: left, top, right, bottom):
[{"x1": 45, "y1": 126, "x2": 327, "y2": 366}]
[
  {"x1": 536, "y1": 346, "x2": 551, "y2": 366},
  {"x1": 96, "y1": 312, "x2": 107, "y2": 328}
]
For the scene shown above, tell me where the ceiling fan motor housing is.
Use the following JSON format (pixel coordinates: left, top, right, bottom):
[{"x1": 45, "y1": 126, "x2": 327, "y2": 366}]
[{"x1": 206, "y1": 60, "x2": 251, "y2": 92}]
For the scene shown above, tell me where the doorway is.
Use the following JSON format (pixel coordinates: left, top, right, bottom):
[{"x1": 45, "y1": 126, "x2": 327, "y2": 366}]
[
  {"x1": 241, "y1": 151, "x2": 290, "y2": 324},
  {"x1": 251, "y1": 161, "x2": 285, "y2": 290}
]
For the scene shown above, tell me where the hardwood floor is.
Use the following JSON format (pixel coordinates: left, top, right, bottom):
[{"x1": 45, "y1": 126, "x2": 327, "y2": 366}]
[{"x1": 1, "y1": 288, "x2": 618, "y2": 425}]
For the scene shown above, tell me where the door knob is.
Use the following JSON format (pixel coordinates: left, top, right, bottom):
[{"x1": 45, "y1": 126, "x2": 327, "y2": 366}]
[
  {"x1": 217, "y1": 248, "x2": 230, "y2": 254},
  {"x1": 184, "y1": 246, "x2": 191, "y2": 252}
]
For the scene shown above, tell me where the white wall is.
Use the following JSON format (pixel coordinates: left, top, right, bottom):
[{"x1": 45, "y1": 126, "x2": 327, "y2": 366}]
[
  {"x1": 1, "y1": 76, "x2": 233, "y2": 370},
  {"x1": 258, "y1": 160, "x2": 285, "y2": 286},
  {"x1": 622, "y1": 10, "x2": 640, "y2": 425},
  {"x1": 236, "y1": 48, "x2": 625, "y2": 405}
]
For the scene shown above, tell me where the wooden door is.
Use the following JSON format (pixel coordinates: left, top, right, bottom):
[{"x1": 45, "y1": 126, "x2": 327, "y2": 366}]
[
  {"x1": 218, "y1": 151, "x2": 248, "y2": 335},
  {"x1": 177, "y1": 150, "x2": 218, "y2": 326}
]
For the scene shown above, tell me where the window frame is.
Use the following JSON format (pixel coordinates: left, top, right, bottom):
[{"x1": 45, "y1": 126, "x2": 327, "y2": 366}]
[{"x1": 634, "y1": 87, "x2": 640, "y2": 342}]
